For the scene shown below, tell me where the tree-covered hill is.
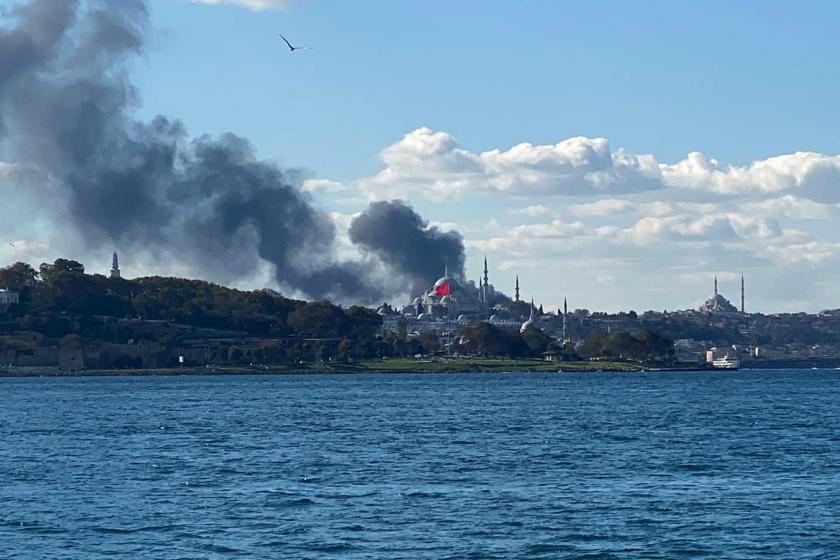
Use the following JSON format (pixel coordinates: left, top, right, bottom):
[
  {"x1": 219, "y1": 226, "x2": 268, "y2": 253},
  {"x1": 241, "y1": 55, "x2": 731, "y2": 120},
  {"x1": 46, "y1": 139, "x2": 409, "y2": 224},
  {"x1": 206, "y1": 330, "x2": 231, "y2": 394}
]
[{"x1": 0, "y1": 259, "x2": 383, "y2": 352}]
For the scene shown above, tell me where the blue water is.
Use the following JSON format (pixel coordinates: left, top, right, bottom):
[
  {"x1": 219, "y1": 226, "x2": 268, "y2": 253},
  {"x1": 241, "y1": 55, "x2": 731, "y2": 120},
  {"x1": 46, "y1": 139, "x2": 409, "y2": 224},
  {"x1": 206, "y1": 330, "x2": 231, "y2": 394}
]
[{"x1": 1, "y1": 370, "x2": 839, "y2": 559}]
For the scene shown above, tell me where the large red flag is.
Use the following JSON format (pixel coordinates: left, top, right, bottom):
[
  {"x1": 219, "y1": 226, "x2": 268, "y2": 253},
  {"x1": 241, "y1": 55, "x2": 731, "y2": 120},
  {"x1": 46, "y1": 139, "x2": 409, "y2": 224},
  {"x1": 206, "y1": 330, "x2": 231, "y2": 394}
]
[{"x1": 434, "y1": 281, "x2": 450, "y2": 297}]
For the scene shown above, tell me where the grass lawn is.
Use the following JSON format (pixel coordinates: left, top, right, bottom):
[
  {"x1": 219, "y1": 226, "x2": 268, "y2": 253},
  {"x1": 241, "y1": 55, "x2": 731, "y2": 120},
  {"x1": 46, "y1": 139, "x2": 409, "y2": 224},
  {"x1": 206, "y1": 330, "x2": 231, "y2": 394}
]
[{"x1": 353, "y1": 357, "x2": 643, "y2": 373}]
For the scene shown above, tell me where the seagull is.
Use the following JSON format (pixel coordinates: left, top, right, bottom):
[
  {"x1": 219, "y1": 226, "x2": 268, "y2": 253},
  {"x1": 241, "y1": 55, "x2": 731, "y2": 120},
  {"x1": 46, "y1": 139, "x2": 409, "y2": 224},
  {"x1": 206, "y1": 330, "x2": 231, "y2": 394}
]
[
  {"x1": 278, "y1": 33, "x2": 313, "y2": 52},
  {"x1": 8, "y1": 242, "x2": 15, "y2": 248}
]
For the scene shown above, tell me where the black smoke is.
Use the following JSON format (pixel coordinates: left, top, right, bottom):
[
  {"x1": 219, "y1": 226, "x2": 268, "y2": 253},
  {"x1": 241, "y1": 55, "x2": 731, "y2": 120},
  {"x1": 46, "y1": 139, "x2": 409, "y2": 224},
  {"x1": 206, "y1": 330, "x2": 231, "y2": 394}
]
[
  {"x1": 349, "y1": 200, "x2": 466, "y2": 297},
  {"x1": 0, "y1": 0, "x2": 466, "y2": 303}
]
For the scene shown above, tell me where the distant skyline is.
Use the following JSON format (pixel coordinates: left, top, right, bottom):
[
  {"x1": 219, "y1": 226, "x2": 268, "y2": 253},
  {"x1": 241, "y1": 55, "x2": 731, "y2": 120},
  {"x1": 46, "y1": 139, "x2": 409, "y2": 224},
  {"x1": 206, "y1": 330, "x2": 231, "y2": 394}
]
[{"x1": 4, "y1": 0, "x2": 840, "y2": 312}]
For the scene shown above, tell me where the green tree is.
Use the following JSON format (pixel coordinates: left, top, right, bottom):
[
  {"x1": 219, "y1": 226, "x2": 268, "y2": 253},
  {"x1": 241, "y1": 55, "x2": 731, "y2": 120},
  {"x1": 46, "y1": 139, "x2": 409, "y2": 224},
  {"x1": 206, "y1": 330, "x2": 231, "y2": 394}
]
[
  {"x1": 39, "y1": 259, "x2": 85, "y2": 285},
  {"x1": 521, "y1": 325, "x2": 552, "y2": 356},
  {"x1": 0, "y1": 262, "x2": 39, "y2": 291},
  {"x1": 416, "y1": 332, "x2": 440, "y2": 355}
]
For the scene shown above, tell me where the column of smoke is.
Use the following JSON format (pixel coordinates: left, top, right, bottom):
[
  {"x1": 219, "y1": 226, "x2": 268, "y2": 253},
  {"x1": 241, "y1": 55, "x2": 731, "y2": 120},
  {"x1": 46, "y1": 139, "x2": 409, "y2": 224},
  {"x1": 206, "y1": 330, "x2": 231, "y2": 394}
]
[{"x1": 0, "y1": 0, "x2": 465, "y2": 303}]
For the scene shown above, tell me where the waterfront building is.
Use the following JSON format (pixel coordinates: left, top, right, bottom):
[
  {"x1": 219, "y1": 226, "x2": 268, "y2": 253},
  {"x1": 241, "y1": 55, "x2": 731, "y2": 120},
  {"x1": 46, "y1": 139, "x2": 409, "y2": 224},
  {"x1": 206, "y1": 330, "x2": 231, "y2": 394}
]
[{"x1": 0, "y1": 289, "x2": 20, "y2": 310}]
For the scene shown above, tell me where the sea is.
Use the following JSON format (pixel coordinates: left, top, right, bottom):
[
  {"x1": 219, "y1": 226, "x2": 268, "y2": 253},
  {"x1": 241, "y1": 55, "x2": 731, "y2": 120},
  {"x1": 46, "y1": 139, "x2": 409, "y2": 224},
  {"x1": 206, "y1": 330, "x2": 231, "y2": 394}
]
[{"x1": 1, "y1": 369, "x2": 839, "y2": 559}]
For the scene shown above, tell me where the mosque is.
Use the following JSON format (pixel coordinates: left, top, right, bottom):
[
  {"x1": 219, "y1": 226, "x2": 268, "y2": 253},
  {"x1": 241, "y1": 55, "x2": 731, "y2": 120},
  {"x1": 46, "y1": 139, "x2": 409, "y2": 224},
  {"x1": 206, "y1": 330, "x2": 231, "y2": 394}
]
[
  {"x1": 698, "y1": 276, "x2": 745, "y2": 314},
  {"x1": 382, "y1": 256, "x2": 552, "y2": 342},
  {"x1": 401, "y1": 257, "x2": 500, "y2": 321}
]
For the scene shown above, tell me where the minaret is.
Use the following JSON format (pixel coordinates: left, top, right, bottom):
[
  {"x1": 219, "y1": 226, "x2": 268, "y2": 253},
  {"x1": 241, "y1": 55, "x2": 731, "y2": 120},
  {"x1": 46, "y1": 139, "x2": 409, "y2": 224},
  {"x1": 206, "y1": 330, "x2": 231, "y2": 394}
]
[
  {"x1": 714, "y1": 275, "x2": 718, "y2": 297},
  {"x1": 741, "y1": 275, "x2": 745, "y2": 313},
  {"x1": 483, "y1": 256, "x2": 489, "y2": 307},
  {"x1": 530, "y1": 298, "x2": 535, "y2": 320},
  {"x1": 562, "y1": 297, "x2": 568, "y2": 341},
  {"x1": 110, "y1": 251, "x2": 121, "y2": 279},
  {"x1": 515, "y1": 275, "x2": 520, "y2": 302}
]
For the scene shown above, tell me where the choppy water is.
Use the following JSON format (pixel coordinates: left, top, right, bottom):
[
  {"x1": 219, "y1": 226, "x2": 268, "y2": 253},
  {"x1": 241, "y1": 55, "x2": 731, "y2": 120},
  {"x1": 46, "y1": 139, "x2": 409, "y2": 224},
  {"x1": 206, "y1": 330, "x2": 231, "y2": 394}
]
[{"x1": 1, "y1": 370, "x2": 839, "y2": 559}]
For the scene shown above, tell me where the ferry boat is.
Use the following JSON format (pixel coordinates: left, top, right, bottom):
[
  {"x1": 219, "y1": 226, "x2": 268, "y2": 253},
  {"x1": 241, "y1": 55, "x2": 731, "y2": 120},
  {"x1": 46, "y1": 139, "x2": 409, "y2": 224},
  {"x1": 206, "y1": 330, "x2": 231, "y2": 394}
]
[{"x1": 712, "y1": 355, "x2": 740, "y2": 370}]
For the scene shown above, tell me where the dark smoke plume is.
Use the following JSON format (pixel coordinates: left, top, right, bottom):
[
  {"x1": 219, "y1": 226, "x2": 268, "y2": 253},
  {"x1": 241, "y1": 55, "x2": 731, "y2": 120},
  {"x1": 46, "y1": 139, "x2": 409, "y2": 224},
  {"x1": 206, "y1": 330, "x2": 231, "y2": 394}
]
[
  {"x1": 0, "y1": 0, "x2": 466, "y2": 303},
  {"x1": 349, "y1": 200, "x2": 466, "y2": 297}
]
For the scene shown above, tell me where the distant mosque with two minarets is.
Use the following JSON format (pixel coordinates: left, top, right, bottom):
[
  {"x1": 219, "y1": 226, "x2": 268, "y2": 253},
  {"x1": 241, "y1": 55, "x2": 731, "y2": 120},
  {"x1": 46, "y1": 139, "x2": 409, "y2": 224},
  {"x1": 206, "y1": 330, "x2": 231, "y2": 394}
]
[{"x1": 699, "y1": 275, "x2": 746, "y2": 314}]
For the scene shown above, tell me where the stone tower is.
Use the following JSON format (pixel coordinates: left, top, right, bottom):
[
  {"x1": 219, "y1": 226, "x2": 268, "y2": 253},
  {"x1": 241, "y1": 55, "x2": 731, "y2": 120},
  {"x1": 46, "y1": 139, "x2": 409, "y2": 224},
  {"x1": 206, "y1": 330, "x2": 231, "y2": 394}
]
[{"x1": 110, "y1": 251, "x2": 121, "y2": 279}]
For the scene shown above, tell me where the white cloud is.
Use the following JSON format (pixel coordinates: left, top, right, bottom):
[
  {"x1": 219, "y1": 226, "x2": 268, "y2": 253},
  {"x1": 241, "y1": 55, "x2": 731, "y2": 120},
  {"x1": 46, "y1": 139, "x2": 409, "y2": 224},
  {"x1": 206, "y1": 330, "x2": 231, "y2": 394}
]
[
  {"x1": 741, "y1": 195, "x2": 837, "y2": 220},
  {"x1": 358, "y1": 128, "x2": 840, "y2": 204},
  {"x1": 508, "y1": 205, "x2": 553, "y2": 217},
  {"x1": 302, "y1": 178, "x2": 347, "y2": 194},
  {"x1": 361, "y1": 128, "x2": 662, "y2": 201},
  {"x1": 189, "y1": 0, "x2": 298, "y2": 10},
  {"x1": 661, "y1": 151, "x2": 840, "y2": 199},
  {"x1": 2, "y1": 240, "x2": 49, "y2": 260},
  {"x1": 569, "y1": 198, "x2": 635, "y2": 217},
  {"x1": 508, "y1": 219, "x2": 588, "y2": 240},
  {"x1": 619, "y1": 214, "x2": 784, "y2": 245},
  {"x1": 763, "y1": 241, "x2": 840, "y2": 264}
]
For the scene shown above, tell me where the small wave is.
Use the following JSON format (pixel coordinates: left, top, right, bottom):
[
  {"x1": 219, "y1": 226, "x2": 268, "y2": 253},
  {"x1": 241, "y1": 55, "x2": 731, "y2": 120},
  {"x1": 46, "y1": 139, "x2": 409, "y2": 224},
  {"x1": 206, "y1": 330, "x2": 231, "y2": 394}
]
[
  {"x1": 675, "y1": 463, "x2": 715, "y2": 472},
  {"x1": 281, "y1": 497, "x2": 317, "y2": 508},
  {"x1": 306, "y1": 542, "x2": 354, "y2": 552},
  {"x1": 524, "y1": 542, "x2": 577, "y2": 554},
  {"x1": 12, "y1": 524, "x2": 67, "y2": 535},
  {"x1": 401, "y1": 490, "x2": 445, "y2": 499},
  {"x1": 93, "y1": 525, "x2": 178, "y2": 535},
  {"x1": 201, "y1": 543, "x2": 245, "y2": 554}
]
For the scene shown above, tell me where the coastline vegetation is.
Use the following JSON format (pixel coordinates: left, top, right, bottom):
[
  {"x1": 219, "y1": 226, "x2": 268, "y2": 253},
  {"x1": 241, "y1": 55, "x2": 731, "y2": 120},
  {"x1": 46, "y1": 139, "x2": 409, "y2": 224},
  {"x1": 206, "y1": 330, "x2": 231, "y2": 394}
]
[{"x1": 0, "y1": 259, "x2": 671, "y2": 374}]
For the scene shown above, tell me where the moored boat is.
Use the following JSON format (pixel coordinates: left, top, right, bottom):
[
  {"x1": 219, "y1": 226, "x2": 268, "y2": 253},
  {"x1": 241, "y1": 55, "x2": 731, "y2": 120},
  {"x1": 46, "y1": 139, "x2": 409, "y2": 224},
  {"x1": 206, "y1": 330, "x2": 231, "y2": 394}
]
[{"x1": 712, "y1": 355, "x2": 740, "y2": 370}]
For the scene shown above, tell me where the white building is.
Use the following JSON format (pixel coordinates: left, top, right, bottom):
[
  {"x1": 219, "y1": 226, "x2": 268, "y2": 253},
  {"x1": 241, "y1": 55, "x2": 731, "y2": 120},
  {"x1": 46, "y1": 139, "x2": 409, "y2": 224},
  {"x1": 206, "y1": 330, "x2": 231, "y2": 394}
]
[{"x1": 0, "y1": 289, "x2": 20, "y2": 308}]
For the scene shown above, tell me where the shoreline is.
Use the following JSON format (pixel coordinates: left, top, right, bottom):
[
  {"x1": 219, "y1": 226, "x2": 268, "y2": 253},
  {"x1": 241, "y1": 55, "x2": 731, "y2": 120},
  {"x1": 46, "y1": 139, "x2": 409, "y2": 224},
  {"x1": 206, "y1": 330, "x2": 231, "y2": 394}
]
[
  {"x1": 4, "y1": 359, "x2": 837, "y2": 378},
  {"x1": 1, "y1": 358, "x2": 648, "y2": 377}
]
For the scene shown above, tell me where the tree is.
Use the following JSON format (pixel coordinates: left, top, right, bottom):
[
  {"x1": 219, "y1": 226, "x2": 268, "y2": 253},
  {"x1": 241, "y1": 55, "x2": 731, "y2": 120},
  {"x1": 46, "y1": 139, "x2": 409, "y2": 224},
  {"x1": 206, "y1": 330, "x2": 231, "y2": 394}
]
[
  {"x1": 457, "y1": 321, "x2": 530, "y2": 357},
  {"x1": 579, "y1": 328, "x2": 674, "y2": 362},
  {"x1": 416, "y1": 332, "x2": 440, "y2": 355},
  {"x1": 578, "y1": 329, "x2": 609, "y2": 358},
  {"x1": 0, "y1": 262, "x2": 39, "y2": 291},
  {"x1": 521, "y1": 325, "x2": 551, "y2": 356},
  {"x1": 287, "y1": 301, "x2": 346, "y2": 337},
  {"x1": 39, "y1": 259, "x2": 85, "y2": 285}
]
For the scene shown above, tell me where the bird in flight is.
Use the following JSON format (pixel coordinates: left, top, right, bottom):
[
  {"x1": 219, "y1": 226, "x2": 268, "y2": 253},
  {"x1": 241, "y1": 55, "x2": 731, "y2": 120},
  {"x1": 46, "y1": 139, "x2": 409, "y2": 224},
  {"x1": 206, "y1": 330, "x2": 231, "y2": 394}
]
[
  {"x1": 8, "y1": 242, "x2": 15, "y2": 248},
  {"x1": 278, "y1": 33, "x2": 313, "y2": 52}
]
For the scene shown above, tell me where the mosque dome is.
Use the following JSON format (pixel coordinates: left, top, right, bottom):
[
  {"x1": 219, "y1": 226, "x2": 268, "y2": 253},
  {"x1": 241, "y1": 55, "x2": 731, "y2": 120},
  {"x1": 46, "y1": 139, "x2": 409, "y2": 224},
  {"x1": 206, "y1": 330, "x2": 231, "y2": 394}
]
[
  {"x1": 434, "y1": 276, "x2": 459, "y2": 291},
  {"x1": 417, "y1": 313, "x2": 430, "y2": 321},
  {"x1": 521, "y1": 299, "x2": 537, "y2": 333}
]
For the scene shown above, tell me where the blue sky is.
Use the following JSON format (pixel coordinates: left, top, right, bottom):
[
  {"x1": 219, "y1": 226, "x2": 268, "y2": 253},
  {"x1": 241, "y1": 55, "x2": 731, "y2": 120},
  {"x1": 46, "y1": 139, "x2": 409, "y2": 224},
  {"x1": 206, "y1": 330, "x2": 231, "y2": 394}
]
[
  {"x1": 139, "y1": 0, "x2": 840, "y2": 179},
  {"x1": 6, "y1": 0, "x2": 840, "y2": 313}
]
